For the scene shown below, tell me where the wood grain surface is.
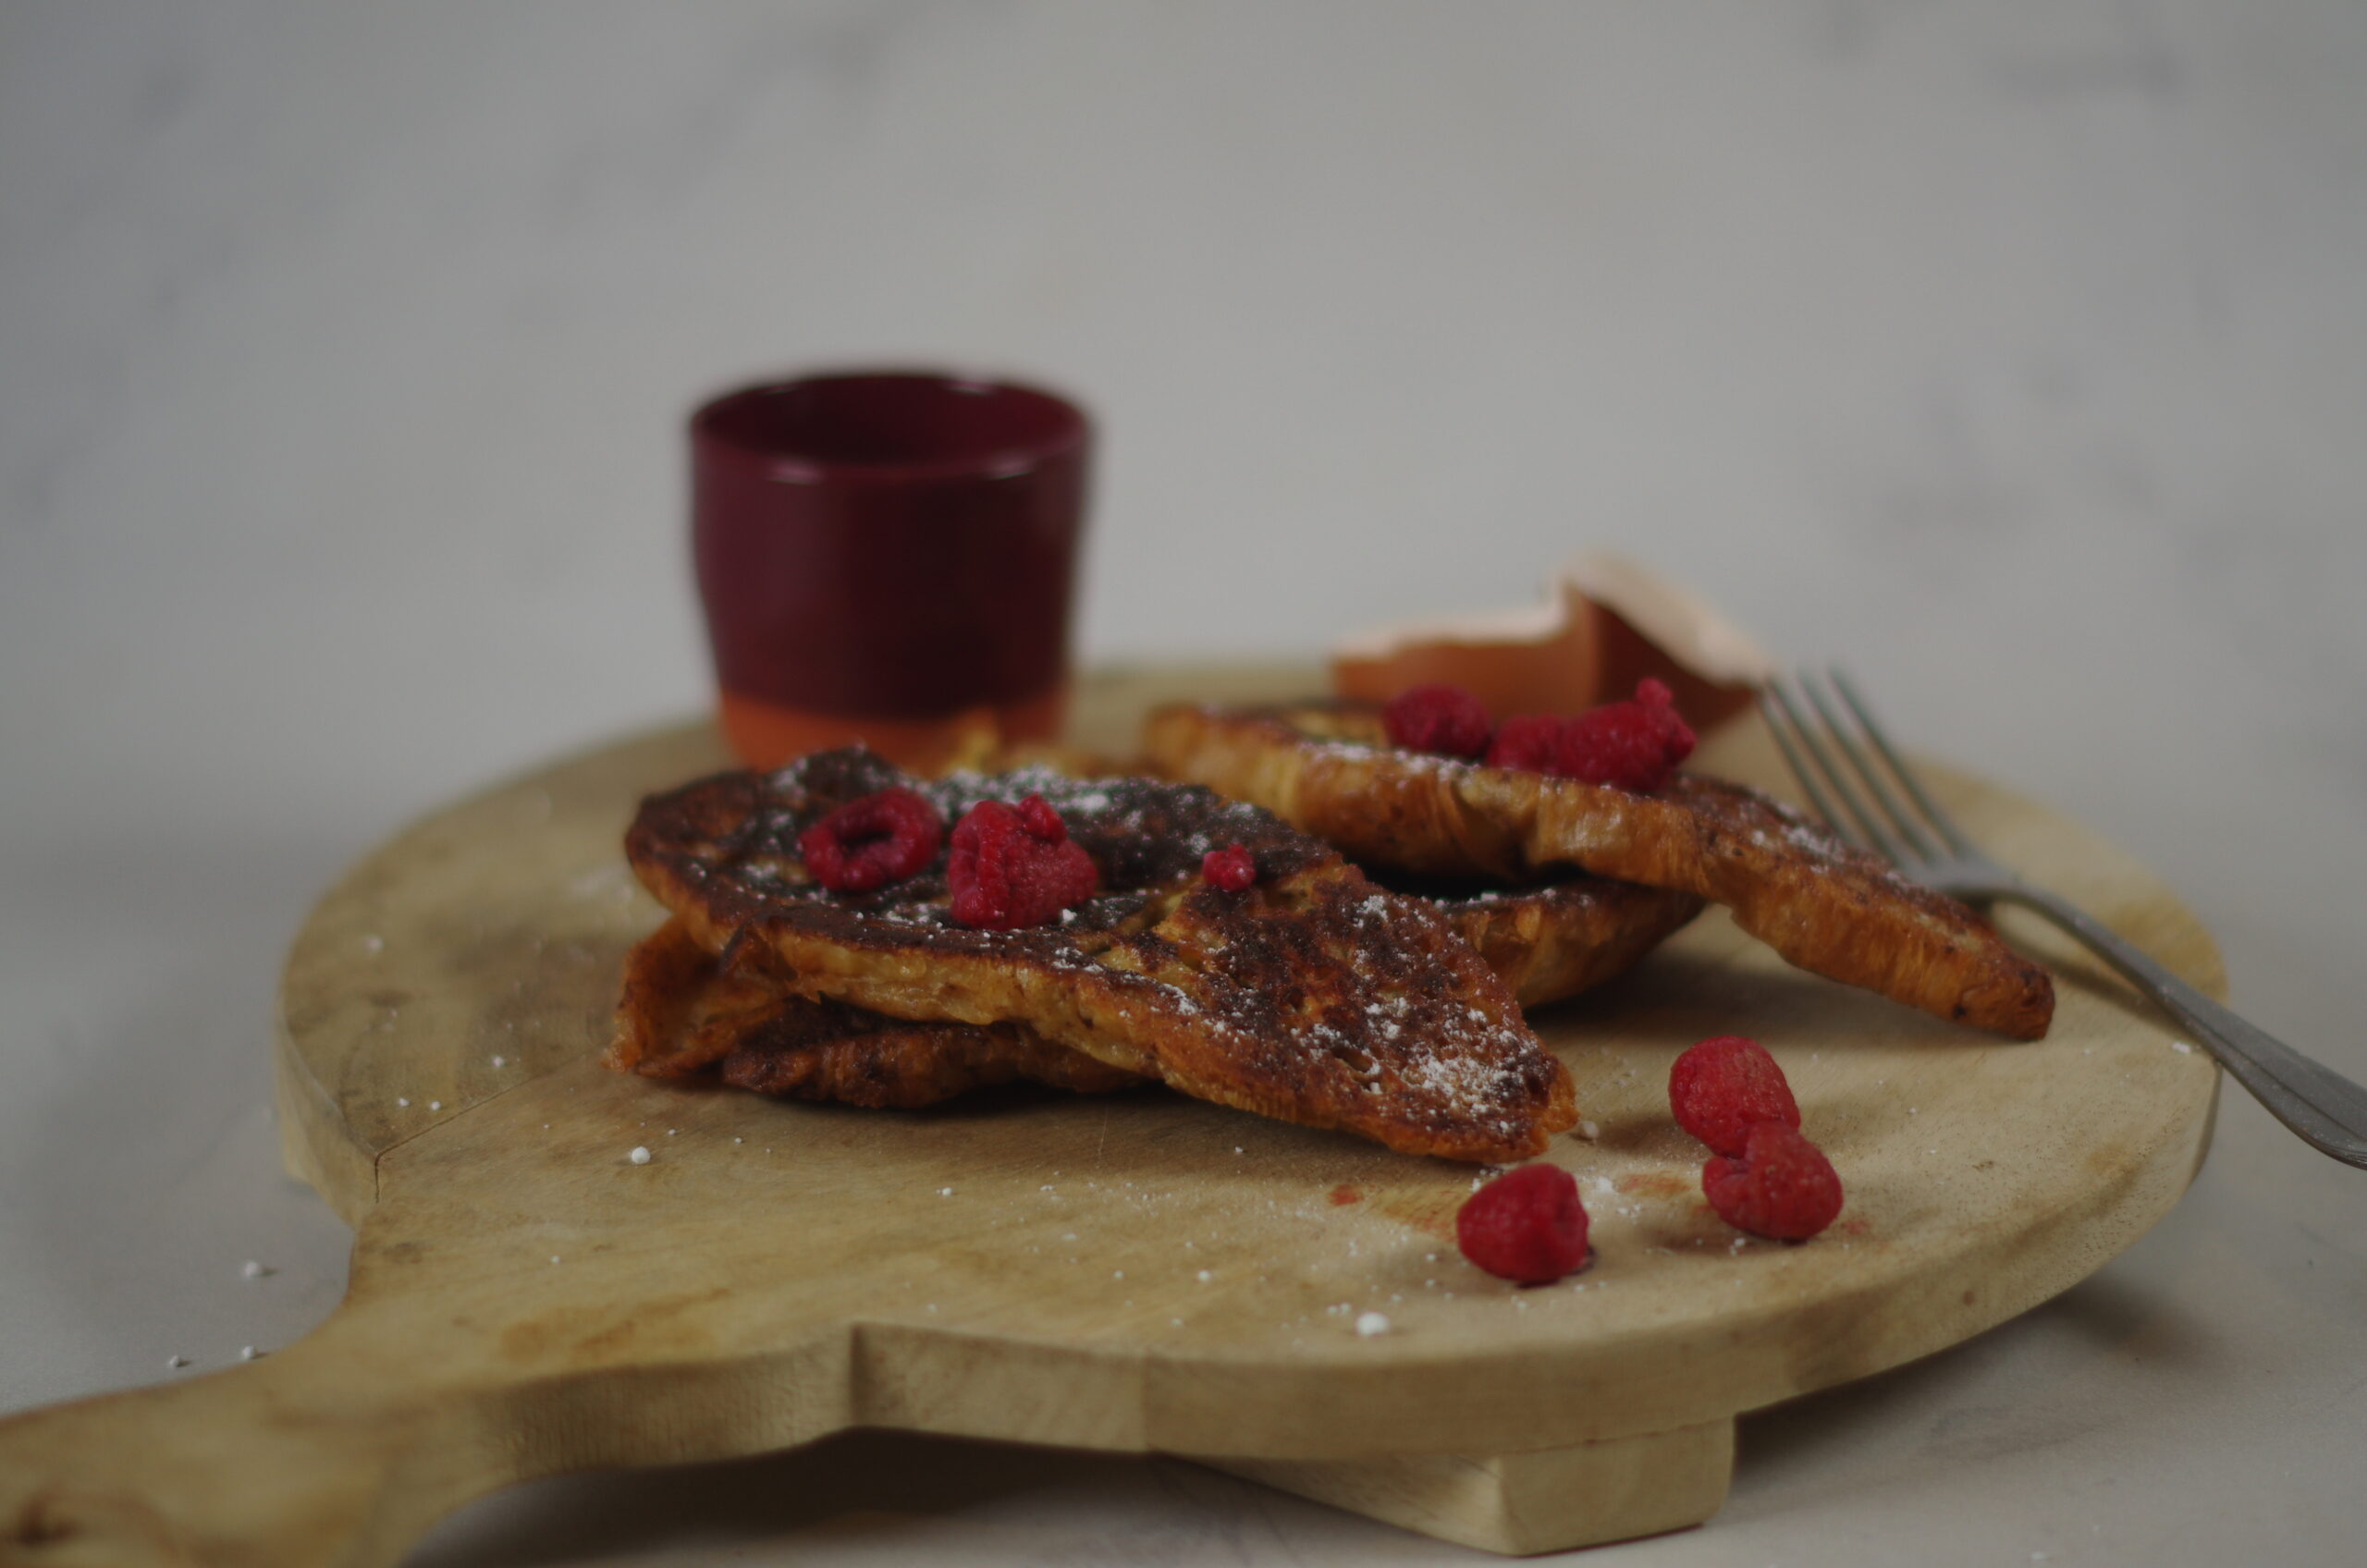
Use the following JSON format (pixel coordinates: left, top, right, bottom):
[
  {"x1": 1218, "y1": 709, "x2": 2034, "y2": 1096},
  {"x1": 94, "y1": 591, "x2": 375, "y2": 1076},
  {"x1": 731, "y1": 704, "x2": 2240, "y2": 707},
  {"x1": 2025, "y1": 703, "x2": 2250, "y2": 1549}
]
[{"x1": 0, "y1": 666, "x2": 2221, "y2": 1565}]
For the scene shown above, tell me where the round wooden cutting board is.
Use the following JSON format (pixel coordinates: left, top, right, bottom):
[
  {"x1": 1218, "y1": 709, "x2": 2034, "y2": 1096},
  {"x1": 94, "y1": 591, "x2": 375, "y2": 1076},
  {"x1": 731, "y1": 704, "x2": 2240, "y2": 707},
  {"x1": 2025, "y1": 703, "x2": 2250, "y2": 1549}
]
[{"x1": 0, "y1": 667, "x2": 2221, "y2": 1566}]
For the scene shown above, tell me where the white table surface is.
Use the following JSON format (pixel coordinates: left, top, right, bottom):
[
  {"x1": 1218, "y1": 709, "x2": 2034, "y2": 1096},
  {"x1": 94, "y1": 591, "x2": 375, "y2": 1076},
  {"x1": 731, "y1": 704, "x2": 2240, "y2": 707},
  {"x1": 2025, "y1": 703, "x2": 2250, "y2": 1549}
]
[{"x1": 4, "y1": 4, "x2": 2364, "y2": 1563}]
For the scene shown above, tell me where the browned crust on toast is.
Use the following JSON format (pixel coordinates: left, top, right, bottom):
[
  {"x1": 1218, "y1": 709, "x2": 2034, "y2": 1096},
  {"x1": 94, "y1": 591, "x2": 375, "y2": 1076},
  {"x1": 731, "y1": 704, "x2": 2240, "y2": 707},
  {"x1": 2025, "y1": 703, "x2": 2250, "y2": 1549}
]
[
  {"x1": 611, "y1": 917, "x2": 1147, "y2": 1106},
  {"x1": 1143, "y1": 702, "x2": 2054, "y2": 1039},
  {"x1": 622, "y1": 750, "x2": 1577, "y2": 1160},
  {"x1": 607, "y1": 914, "x2": 1146, "y2": 1093},
  {"x1": 1422, "y1": 876, "x2": 1703, "y2": 1010}
]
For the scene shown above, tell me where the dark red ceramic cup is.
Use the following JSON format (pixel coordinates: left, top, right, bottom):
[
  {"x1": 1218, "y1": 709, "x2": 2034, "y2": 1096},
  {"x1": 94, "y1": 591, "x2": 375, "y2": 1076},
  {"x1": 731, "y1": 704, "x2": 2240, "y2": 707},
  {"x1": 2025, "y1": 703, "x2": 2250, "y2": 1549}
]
[{"x1": 691, "y1": 371, "x2": 1090, "y2": 768}]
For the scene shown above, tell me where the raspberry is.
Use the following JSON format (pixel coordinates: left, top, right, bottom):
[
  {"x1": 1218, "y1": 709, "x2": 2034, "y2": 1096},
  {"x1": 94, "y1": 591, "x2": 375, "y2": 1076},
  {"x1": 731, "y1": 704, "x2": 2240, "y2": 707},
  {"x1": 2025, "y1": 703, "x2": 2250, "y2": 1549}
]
[
  {"x1": 1455, "y1": 1164, "x2": 1591, "y2": 1284},
  {"x1": 1383, "y1": 684, "x2": 1493, "y2": 759},
  {"x1": 1017, "y1": 794, "x2": 1066, "y2": 840},
  {"x1": 1700, "y1": 1121, "x2": 1844, "y2": 1241},
  {"x1": 797, "y1": 787, "x2": 945, "y2": 894},
  {"x1": 947, "y1": 794, "x2": 1100, "y2": 930},
  {"x1": 1555, "y1": 678, "x2": 1696, "y2": 792},
  {"x1": 1668, "y1": 1035, "x2": 1800, "y2": 1158},
  {"x1": 1484, "y1": 713, "x2": 1565, "y2": 772},
  {"x1": 1202, "y1": 843, "x2": 1257, "y2": 891}
]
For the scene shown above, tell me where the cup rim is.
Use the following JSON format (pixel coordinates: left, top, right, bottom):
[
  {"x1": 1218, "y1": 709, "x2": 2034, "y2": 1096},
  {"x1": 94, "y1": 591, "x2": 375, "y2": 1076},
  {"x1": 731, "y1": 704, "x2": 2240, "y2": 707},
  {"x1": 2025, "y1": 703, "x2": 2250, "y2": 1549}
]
[{"x1": 691, "y1": 368, "x2": 1090, "y2": 483}]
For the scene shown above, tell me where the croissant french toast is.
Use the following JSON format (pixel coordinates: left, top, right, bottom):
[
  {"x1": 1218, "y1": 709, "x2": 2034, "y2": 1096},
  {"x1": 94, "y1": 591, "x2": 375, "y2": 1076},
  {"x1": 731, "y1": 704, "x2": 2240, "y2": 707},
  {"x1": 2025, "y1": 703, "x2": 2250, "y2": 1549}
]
[
  {"x1": 1142, "y1": 701, "x2": 2054, "y2": 1039},
  {"x1": 621, "y1": 748, "x2": 1579, "y2": 1160}
]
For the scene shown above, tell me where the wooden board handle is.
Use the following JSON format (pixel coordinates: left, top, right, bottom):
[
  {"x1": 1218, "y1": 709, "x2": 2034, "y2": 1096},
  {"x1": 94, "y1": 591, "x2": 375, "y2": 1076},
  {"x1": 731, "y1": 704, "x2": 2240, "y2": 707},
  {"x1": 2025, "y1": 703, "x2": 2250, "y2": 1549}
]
[
  {"x1": 0, "y1": 1295, "x2": 857, "y2": 1568},
  {"x1": 0, "y1": 1340, "x2": 508, "y2": 1568}
]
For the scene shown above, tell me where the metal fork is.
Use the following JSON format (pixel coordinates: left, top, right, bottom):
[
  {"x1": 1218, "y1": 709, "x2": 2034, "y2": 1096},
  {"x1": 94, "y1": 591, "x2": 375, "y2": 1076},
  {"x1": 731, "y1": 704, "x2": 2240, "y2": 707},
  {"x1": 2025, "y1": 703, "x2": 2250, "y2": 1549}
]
[{"x1": 1760, "y1": 668, "x2": 2367, "y2": 1170}]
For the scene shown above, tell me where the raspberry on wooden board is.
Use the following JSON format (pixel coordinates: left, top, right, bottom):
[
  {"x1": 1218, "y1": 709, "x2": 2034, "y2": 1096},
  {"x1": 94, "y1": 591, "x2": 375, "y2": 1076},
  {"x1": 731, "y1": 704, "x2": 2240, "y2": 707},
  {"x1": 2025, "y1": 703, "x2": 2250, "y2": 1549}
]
[
  {"x1": 1668, "y1": 1035, "x2": 1801, "y2": 1158},
  {"x1": 1700, "y1": 1121, "x2": 1845, "y2": 1241},
  {"x1": 1455, "y1": 1164, "x2": 1591, "y2": 1283}
]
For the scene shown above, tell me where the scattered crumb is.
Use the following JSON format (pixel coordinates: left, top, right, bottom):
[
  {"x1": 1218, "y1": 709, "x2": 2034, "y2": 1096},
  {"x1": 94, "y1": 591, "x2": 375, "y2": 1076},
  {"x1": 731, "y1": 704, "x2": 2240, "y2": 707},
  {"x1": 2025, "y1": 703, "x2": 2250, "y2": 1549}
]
[
  {"x1": 240, "y1": 1260, "x2": 270, "y2": 1280},
  {"x1": 397, "y1": 1097, "x2": 410, "y2": 1108},
  {"x1": 428, "y1": 1100, "x2": 442, "y2": 1111},
  {"x1": 2172, "y1": 1040, "x2": 2194, "y2": 1054},
  {"x1": 239, "y1": 1345, "x2": 264, "y2": 1362},
  {"x1": 1355, "y1": 1312, "x2": 1392, "y2": 1338},
  {"x1": 492, "y1": 1055, "x2": 507, "y2": 1068},
  {"x1": 166, "y1": 1354, "x2": 190, "y2": 1369},
  {"x1": 1577, "y1": 1119, "x2": 1600, "y2": 1140},
  {"x1": 549, "y1": 1256, "x2": 561, "y2": 1265},
  {"x1": 1197, "y1": 1269, "x2": 1213, "y2": 1282},
  {"x1": 628, "y1": 1145, "x2": 652, "y2": 1165}
]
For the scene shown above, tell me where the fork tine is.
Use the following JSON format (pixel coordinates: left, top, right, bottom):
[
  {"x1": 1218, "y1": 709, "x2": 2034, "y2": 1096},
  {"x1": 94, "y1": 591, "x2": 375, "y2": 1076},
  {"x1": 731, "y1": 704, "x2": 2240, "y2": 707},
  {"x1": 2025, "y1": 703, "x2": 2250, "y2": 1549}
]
[
  {"x1": 1757, "y1": 682, "x2": 1852, "y2": 832},
  {"x1": 1794, "y1": 672, "x2": 1948, "y2": 864},
  {"x1": 1825, "y1": 668, "x2": 1980, "y2": 859},
  {"x1": 1760, "y1": 678, "x2": 1910, "y2": 862}
]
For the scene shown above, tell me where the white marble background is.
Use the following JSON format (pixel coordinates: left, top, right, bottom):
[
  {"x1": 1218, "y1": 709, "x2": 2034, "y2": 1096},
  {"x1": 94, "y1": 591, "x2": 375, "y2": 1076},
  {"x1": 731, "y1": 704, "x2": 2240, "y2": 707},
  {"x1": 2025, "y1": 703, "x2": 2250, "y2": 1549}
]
[{"x1": 3, "y1": 2, "x2": 2364, "y2": 1563}]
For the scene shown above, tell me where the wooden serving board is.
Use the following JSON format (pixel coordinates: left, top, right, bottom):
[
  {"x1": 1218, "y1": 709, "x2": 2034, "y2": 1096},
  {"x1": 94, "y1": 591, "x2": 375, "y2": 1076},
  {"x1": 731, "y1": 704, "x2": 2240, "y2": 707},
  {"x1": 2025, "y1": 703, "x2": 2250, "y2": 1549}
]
[{"x1": 0, "y1": 667, "x2": 2222, "y2": 1566}]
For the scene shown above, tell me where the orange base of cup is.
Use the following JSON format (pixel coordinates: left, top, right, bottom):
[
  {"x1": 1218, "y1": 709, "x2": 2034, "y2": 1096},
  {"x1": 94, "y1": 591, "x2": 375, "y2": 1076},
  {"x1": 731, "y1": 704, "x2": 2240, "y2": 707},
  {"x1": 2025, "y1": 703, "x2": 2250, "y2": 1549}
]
[{"x1": 717, "y1": 686, "x2": 1069, "y2": 773}]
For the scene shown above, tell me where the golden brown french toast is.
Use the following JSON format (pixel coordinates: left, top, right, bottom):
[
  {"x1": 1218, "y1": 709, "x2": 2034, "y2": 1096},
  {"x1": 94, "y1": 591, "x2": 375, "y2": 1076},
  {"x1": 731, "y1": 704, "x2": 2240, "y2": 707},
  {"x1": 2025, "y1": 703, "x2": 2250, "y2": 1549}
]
[
  {"x1": 610, "y1": 867, "x2": 1699, "y2": 1114},
  {"x1": 1397, "y1": 872, "x2": 1701, "y2": 1010},
  {"x1": 1142, "y1": 701, "x2": 2054, "y2": 1039},
  {"x1": 608, "y1": 915, "x2": 1149, "y2": 1101},
  {"x1": 623, "y1": 748, "x2": 1578, "y2": 1160}
]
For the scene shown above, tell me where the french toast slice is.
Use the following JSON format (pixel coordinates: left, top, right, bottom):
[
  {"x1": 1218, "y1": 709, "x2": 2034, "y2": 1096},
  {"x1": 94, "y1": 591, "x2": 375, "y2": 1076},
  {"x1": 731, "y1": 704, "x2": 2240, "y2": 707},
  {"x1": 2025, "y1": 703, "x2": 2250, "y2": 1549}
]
[
  {"x1": 607, "y1": 915, "x2": 1149, "y2": 1102},
  {"x1": 609, "y1": 869, "x2": 1699, "y2": 1112},
  {"x1": 1386, "y1": 872, "x2": 1700, "y2": 1011},
  {"x1": 1143, "y1": 701, "x2": 2054, "y2": 1039},
  {"x1": 623, "y1": 749, "x2": 1578, "y2": 1161}
]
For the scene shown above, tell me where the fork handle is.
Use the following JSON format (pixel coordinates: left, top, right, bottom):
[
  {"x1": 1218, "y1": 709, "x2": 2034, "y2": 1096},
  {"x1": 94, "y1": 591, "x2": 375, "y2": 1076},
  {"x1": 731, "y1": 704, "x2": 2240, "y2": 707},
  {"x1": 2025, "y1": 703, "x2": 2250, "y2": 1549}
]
[{"x1": 1993, "y1": 886, "x2": 2367, "y2": 1170}]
